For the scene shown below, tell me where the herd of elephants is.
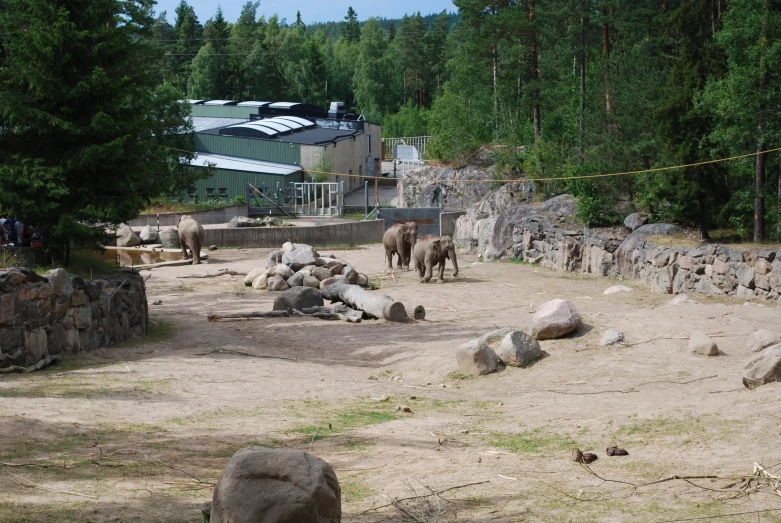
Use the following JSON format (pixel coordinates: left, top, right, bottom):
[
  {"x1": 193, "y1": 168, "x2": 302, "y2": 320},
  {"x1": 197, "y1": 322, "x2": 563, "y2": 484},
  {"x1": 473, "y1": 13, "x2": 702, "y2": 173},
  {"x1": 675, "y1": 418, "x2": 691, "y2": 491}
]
[{"x1": 175, "y1": 216, "x2": 458, "y2": 283}]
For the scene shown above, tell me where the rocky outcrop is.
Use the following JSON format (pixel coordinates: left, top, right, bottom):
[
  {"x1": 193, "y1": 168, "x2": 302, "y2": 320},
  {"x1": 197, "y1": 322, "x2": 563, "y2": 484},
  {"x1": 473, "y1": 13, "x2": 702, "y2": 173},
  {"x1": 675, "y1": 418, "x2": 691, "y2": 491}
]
[
  {"x1": 455, "y1": 192, "x2": 781, "y2": 300},
  {"x1": 0, "y1": 268, "x2": 147, "y2": 371}
]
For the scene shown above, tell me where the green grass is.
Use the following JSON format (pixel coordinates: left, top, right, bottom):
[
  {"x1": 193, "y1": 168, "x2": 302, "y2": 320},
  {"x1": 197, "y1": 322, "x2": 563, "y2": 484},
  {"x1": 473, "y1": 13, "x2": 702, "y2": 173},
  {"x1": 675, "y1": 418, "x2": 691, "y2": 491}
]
[
  {"x1": 283, "y1": 401, "x2": 398, "y2": 441},
  {"x1": 447, "y1": 370, "x2": 475, "y2": 381},
  {"x1": 485, "y1": 428, "x2": 576, "y2": 453},
  {"x1": 141, "y1": 196, "x2": 234, "y2": 214},
  {"x1": 342, "y1": 478, "x2": 375, "y2": 501}
]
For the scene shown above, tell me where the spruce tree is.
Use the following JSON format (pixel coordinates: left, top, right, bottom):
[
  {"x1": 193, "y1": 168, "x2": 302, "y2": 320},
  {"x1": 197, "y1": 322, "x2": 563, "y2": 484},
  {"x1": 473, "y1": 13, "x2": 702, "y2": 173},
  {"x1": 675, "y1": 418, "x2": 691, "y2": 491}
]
[
  {"x1": 0, "y1": 0, "x2": 195, "y2": 263},
  {"x1": 342, "y1": 7, "x2": 360, "y2": 44}
]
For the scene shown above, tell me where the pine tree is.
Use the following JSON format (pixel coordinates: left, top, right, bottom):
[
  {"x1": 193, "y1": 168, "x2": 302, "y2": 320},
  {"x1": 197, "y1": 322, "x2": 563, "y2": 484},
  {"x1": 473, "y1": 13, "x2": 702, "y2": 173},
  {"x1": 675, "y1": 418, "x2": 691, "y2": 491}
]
[
  {"x1": 295, "y1": 11, "x2": 306, "y2": 29},
  {"x1": 342, "y1": 7, "x2": 360, "y2": 44},
  {"x1": 388, "y1": 22, "x2": 397, "y2": 42},
  {"x1": 0, "y1": 0, "x2": 195, "y2": 262},
  {"x1": 227, "y1": 2, "x2": 259, "y2": 99},
  {"x1": 203, "y1": 6, "x2": 231, "y2": 98},
  {"x1": 172, "y1": 0, "x2": 203, "y2": 95}
]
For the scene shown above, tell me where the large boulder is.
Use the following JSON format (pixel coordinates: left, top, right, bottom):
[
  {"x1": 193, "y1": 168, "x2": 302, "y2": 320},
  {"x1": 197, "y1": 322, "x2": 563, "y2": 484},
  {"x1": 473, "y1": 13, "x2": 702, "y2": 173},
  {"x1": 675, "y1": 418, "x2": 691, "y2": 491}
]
[
  {"x1": 274, "y1": 264, "x2": 294, "y2": 280},
  {"x1": 623, "y1": 213, "x2": 648, "y2": 232},
  {"x1": 267, "y1": 250, "x2": 283, "y2": 268},
  {"x1": 493, "y1": 330, "x2": 542, "y2": 367},
  {"x1": 311, "y1": 267, "x2": 332, "y2": 281},
  {"x1": 282, "y1": 246, "x2": 320, "y2": 272},
  {"x1": 455, "y1": 339, "x2": 499, "y2": 376},
  {"x1": 139, "y1": 225, "x2": 159, "y2": 244},
  {"x1": 159, "y1": 228, "x2": 180, "y2": 249},
  {"x1": 630, "y1": 223, "x2": 683, "y2": 238},
  {"x1": 748, "y1": 329, "x2": 781, "y2": 353},
  {"x1": 273, "y1": 287, "x2": 324, "y2": 312},
  {"x1": 252, "y1": 273, "x2": 269, "y2": 290},
  {"x1": 743, "y1": 345, "x2": 781, "y2": 390},
  {"x1": 531, "y1": 299, "x2": 582, "y2": 340},
  {"x1": 689, "y1": 331, "x2": 718, "y2": 356},
  {"x1": 210, "y1": 447, "x2": 341, "y2": 523},
  {"x1": 116, "y1": 224, "x2": 140, "y2": 247},
  {"x1": 267, "y1": 275, "x2": 290, "y2": 292},
  {"x1": 287, "y1": 272, "x2": 305, "y2": 287},
  {"x1": 229, "y1": 216, "x2": 262, "y2": 228}
]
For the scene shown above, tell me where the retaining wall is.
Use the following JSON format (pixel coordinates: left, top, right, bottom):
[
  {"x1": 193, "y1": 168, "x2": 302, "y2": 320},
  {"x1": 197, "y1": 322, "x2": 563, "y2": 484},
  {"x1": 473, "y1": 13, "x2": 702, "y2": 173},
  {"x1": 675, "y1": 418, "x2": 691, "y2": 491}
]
[
  {"x1": 0, "y1": 268, "x2": 148, "y2": 370},
  {"x1": 128, "y1": 204, "x2": 247, "y2": 227},
  {"x1": 440, "y1": 211, "x2": 467, "y2": 237},
  {"x1": 203, "y1": 220, "x2": 385, "y2": 248},
  {"x1": 457, "y1": 195, "x2": 781, "y2": 300},
  {"x1": 378, "y1": 208, "x2": 443, "y2": 237}
]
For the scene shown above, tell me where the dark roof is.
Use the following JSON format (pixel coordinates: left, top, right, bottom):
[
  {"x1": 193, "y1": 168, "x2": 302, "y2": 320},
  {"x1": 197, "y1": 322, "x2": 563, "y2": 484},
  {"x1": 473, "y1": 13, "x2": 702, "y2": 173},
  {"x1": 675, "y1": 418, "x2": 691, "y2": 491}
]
[{"x1": 200, "y1": 125, "x2": 360, "y2": 145}]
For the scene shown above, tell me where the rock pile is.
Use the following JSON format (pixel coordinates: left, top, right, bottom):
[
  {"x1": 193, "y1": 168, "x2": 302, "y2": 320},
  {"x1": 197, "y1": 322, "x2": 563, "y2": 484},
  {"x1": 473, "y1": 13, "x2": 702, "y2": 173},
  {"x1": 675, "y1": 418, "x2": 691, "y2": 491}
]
[
  {"x1": 456, "y1": 328, "x2": 542, "y2": 376},
  {"x1": 244, "y1": 242, "x2": 369, "y2": 292}
]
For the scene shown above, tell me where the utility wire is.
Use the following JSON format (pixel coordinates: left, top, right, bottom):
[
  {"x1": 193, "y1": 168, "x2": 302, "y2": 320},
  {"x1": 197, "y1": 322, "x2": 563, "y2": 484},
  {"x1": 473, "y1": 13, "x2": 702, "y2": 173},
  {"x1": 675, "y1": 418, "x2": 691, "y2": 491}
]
[{"x1": 151, "y1": 142, "x2": 781, "y2": 184}]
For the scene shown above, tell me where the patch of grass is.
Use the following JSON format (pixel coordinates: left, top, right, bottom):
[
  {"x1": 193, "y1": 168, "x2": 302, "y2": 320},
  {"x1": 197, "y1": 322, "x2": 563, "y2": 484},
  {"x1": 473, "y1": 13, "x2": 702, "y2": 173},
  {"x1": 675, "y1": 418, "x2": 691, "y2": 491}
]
[
  {"x1": 0, "y1": 502, "x2": 87, "y2": 523},
  {"x1": 0, "y1": 375, "x2": 175, "y2": 400},
  {"x1": 501, "y1": 257, "x2": 528, "y2": 265},
  {"x1": 233, "y1": 284, "x2": 247, "y2": 297},
  {"x1": 342, "y1": 478, "x2": 375, "y2": 501},
  {"x1": 175, "y1": 282, "x2": 196, "y2": 293},
  {"x1": 485, "y1": 428, "x2": 576, "y2": 453},
  {"x1": 615, "y1": 416, "x2": 694, "y2": 438},
  {"x1": 141, "y1": 196, "x2": 232, "y2": 214},
  {"x1": 283, "y1": 400, "x2": 398, "y2": 441},
  {"x1": 345, "y1": 439, "x2": 376, "y2": 451},
  {"x1": 448, "y1": 370, "x2": 475, "y2": 381},
  {"x1": 66, "y1": 249, "x2": 119, "y2": 278}
]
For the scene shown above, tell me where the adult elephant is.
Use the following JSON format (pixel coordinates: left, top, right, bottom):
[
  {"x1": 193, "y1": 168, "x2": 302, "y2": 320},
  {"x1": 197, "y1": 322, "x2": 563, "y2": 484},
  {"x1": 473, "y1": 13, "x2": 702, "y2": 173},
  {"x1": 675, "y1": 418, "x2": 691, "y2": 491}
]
[
  {"x1": 413, "y1": 235, "x2": 459, "y2": 283},
  {"x1": 383, "y1": 221, "x2": 418, "y2": 270},
  {"x1": 177, "y1": 215, "x2": 205, "y2": 264}
]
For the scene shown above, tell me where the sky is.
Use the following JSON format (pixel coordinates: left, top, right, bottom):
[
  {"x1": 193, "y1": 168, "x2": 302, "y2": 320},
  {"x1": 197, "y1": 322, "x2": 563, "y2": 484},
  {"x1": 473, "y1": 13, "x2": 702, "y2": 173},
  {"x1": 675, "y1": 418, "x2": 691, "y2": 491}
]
[{"x1": 154, "y1": 0, "x2": 457, "y2": 25}]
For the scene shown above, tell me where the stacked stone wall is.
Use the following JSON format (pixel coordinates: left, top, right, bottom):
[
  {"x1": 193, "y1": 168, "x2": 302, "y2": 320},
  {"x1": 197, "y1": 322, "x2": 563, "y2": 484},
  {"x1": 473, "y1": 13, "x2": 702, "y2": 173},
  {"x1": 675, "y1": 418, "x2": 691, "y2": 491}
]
[{"x1": 0, "y1": 268, "x2": 147, "y2": 370}]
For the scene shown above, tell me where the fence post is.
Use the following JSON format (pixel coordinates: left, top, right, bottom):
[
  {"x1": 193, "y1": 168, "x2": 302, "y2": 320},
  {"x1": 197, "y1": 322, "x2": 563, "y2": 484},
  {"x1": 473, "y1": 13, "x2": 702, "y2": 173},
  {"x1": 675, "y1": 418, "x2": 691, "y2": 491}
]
[
  {"x1": 339, "y1": 181, "x2": 345, "y2": 215},
  {"x1": 364, "y1": 181, "x2": 369, "y2": 215}
]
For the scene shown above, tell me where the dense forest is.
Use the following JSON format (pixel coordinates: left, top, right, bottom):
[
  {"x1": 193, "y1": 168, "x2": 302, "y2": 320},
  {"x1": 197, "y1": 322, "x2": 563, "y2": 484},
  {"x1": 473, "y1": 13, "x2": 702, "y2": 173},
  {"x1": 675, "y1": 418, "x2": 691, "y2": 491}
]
[{"x1": 150, "y1": 0, "x2": 781, "y2": 241}]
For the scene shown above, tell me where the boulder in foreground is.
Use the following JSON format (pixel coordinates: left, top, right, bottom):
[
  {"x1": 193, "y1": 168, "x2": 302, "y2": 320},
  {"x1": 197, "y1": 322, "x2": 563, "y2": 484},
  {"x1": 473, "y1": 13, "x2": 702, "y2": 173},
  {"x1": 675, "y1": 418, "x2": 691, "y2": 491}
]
[
  {"x1": 210, "y1": 447, "x2": 341, "y2": 523},
  {"x1": 531, "y1": 299, "x2": 582, "y2": 340},
  {"x1": 743, "y1": 345, "x2": 781, "y2": 390}
]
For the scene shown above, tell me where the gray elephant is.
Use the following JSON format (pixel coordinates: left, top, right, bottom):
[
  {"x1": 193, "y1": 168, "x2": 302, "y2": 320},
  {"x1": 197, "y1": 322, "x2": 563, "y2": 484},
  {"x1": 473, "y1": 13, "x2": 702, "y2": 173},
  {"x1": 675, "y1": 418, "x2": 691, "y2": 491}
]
[
  {"x1": 383, "y1": 221, "x2": 418, "y2": 270},
  {"x1": 177, "y1": 215, "x2": 205, "y2": 264},
  {"x1": 413, "y1": 235, "x2": 459, "y2": 283}
]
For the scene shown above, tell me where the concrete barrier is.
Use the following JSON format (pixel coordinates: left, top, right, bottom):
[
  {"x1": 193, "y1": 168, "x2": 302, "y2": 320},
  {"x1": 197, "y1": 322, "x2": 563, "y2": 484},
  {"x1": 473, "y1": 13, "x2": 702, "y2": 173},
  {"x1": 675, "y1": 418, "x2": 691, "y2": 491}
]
[
  {"x1": 128, "y1": 204, "x2": 247, "y2": 227},
  {"x1": 440, "y1": 211, "x2": 467, "y2": 237},
  {"x1": 203, "y1": 220, "x2": 384, "y2": 248}
]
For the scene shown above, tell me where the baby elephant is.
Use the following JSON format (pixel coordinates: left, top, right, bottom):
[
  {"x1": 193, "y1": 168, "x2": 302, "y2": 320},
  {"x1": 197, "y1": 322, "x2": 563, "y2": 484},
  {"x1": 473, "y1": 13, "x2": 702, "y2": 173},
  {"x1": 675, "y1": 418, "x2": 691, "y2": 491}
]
[
  {"x1": 177, "y1": 215, "x2": 205, "y2": 264},
  {"x1": 413, "y1": 235, "x2": 459, "y2": 283}
]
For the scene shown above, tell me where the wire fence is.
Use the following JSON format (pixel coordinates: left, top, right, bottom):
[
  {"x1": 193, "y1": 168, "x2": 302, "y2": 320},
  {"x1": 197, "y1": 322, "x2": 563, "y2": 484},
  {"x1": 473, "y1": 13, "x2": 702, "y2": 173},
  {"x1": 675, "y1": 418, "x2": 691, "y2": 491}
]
[{"x1": 382, "y1": 136, "x2": 432, "y2": 160}]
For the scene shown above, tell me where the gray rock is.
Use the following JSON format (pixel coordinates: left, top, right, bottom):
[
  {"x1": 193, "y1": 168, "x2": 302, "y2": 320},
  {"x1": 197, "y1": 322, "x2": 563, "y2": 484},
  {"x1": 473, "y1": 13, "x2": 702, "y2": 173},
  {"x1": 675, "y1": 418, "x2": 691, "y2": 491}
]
[
  {"x1": 737, "y1": 265, "x2": 755, "y2": 288},
  {"x1": 494, "y1": 330, "x2": 542, "y2": 367},
  {"x1": 244, "y1": 268, "x2": 266, "y2": 286},
  {"x1": 138, "y1": 225, "x2": 159, "y2": 244},
  {"x1": 747, "y1": 330, "x2": 781, "y2": 353},
  {"x1": 229, "y1": 216, "x2": 262, "y2": 228},
  {"x1": 689, "y1": 331, "x2": 718, "y2": 356},
  {"x1": 312, "y1": 267, "x2": 332, "y2": 281},
  {"x1": 267, "y1": 275, "x2": 290, "y2": 292},
  {"x1": 531, "y1": 299, "x2": 582, "y2": 340},
  {"x1": 623, "y1": 213, "x2": 648, "y2": 232},
  {"x1": 115, "y1": 224, "x2": 140, "y2": 247},
  {"x1": 319, "y1": 276, "x2": 343, "y2": 289},
  {"x1": 328, "y1": 263, "x2": 344, "y2": 277},
  {"x1": 282, "y1": 246, "x2": 320, "y2": 271},
  {"x1": 341, "y1": 265, "x2": 358, "y2": 284},
  {"x1": 287, "y1": 272, "x2": 305, "y2": 287},
  {"x1": 303, "y1": 276, "x2": 321, "y2": 289},
  {"x1": 630, "y1": 223, "x2": 682, "y2": 239},
  {"x1": 355, "y1": 273, "x2": 369, "y2": 287},
  {"x1": 267, "y1": 250, "x2": 282, "y2": 268},
  {"x1": 600, "y1": 329, "x2": 624, "y2": 346},
  {"x1": 603, "y1": 285, "x2": 633, "y2": 295},
  {"x1": 455, "y1": 339, "x2": 499, "y2": 376},
  {"x1": 263, "y1": 216, "x2": 282, "y2": 226},
  {"x1": 208, "y1": 245, "x2": 218, "y2": 251},
  {"x1": 281, "y1": 242, "x2": 314, "y2": 255},
  {"x1": 274, "y1": 264, "x2": 294, "y2": 280},
  {"x1": 0, "y1": 294, "x2": 15, "y2": 326},
  {"x1": 273, "y1": 287, "x2": 324, "y2": 312},
  {"x1": 45, "y1": 268, "x2": 72, "y2": 297},
  {"x1": 736, "y1": 284, "x2": 755, "y2": 300},
  {"x1": 743, "y1": 345, "x2": 781, "y2": 390},
  {"x1": 159, "y1": 228, "x2": 180, "y2": 249},
  {"x1": 210, "y1": 447, "x2": 341, "y2": 523}
]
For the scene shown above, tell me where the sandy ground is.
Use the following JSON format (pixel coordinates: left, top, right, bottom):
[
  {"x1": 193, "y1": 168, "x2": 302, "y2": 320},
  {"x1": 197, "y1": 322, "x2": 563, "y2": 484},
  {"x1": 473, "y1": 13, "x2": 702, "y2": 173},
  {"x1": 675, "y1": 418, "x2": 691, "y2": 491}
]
[{"x1": 2, "y1": 244, "x2": 781, "y2": 522}]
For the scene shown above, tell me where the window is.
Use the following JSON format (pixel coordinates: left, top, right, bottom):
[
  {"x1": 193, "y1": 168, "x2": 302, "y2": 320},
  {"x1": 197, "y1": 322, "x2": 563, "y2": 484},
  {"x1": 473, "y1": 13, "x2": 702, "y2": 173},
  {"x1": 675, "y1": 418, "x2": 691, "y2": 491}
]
[
  {"x1": 218, "y1": 188, "x2": 228, "y2": 198},
  {"x1": 368, "y1": 134, "x2": 371, "y2": 154},
  {"x1": 206, "y1": 188, "x2": 215, "y2": 198}
]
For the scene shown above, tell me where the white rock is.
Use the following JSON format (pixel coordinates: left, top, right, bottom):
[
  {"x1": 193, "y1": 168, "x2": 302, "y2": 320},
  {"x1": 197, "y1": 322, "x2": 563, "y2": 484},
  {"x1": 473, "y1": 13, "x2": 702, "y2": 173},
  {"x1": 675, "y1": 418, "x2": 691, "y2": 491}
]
[
  {"x1": 603, "y1": 285, "x2": 633, "y2": 295},
  {"x1": 532, "y1": 299, "x2": 582, "y2": 340},
  {"x1": 244, "y1": 268, "x2": 266, "y2": 286},
  {"x1": 689, "y1": 331, "x2": 718, "y2": 356},
  {"x1": 455, "y1": 339, "x2": 498, "y2": 376},
  {"x1": 252, "y1": 273, "x2": 269, "y2": 290},
  {"x1": 274, "y1": 264, "x2": 294, "y2": 280},
  {"x1": 748, "y1": 330, "x2": 781, "y2": 353},
  {"x1": 600, "y1": 329, "x2": 624, "y2": 346}
]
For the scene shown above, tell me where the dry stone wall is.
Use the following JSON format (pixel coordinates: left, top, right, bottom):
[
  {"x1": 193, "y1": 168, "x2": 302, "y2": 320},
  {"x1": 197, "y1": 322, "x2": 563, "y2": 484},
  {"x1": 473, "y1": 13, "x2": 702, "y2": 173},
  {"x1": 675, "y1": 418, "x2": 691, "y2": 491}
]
[
  {"x1": 456, "y1": 194, "x2": 781, "y2": 300},
  {"x1": 0, "y1": 268, "x2": 147, "y2": 370}
]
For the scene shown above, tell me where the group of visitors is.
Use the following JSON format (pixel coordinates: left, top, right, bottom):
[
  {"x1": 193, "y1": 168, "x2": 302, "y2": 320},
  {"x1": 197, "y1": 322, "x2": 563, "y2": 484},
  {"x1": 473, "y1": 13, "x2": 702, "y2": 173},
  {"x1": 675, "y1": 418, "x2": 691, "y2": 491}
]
[{"x1": 0, "y1": 216, "x2": 37, "y2": 248}]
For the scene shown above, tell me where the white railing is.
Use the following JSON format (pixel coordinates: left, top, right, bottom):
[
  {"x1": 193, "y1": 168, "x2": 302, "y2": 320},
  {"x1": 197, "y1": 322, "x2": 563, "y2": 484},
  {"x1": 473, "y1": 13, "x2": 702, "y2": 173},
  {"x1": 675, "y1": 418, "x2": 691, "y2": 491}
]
[
  {"x1": 293, "y1": 182, "x2": 344, "y2": 216},
  {"x1": 382, "y1": 136, "x2": 432, "y2": 160}
]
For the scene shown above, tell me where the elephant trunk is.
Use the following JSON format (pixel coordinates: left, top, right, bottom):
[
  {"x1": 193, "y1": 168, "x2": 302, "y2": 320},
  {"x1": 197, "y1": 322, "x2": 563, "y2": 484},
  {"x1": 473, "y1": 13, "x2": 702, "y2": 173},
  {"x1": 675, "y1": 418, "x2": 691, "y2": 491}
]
[{"x1": 448, "y1": 245, "x2": 459, "y2": 277}]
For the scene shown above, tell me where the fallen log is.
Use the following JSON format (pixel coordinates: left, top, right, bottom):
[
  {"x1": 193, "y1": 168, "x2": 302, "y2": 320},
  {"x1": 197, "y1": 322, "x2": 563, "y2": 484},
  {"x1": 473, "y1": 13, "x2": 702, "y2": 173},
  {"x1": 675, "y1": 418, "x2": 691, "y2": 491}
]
[
  {"x1": 0, "y1": 355, "x2": 61, "y2": 374},
  {"x1": 408, "y1": 305, "x2": 426, "y2": 320},
  {"x1": 298, "y1": 305, "x2": 363, "y2": 323},
  {"x1": 208, "y1": 310, "x2": 290, "y2": 321},
  {"x1": 321, "y1": 280, "x2": 408, "y2": 323}
]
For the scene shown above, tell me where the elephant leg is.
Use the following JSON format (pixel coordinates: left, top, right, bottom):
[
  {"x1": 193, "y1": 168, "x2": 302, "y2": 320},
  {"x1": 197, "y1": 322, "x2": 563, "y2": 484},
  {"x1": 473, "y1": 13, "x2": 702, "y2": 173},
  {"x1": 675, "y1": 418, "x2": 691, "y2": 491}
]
[
  {"x1": 396, "y1": 236, "x2": 405, "y2": 269},
  {"x1": 422, "y1": 253, "x2": 435, "y2": 283},
  {"x1": 414, "y1": 255, "x2": 424, "y2": 278},
  {"x1": 180, "y1": 242, "x2": 189, "y2": 261},
  {"x1": 437, "y1": 259, "x2": 446, "y2": 283},
  {"x1": 191, "y1": 234, "x2": 202, "y2": 265}
]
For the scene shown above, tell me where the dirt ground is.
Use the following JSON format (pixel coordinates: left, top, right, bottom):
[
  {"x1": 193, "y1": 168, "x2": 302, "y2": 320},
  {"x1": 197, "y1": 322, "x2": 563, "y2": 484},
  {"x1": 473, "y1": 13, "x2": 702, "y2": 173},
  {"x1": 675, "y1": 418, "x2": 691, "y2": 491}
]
[{"x1": 2, "y1": 244, "x2": 781, "y2": 522}]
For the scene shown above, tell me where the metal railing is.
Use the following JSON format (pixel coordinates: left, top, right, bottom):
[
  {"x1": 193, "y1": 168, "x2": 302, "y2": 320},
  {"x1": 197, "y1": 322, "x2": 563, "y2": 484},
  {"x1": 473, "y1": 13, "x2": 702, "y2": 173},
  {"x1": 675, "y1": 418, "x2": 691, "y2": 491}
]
[
  {"x1": 382, "y1": 136, "x2": 432, "y2": 160},
  {"x1": 293, "y1": 182, "x2": 344, "y2": 216}
]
